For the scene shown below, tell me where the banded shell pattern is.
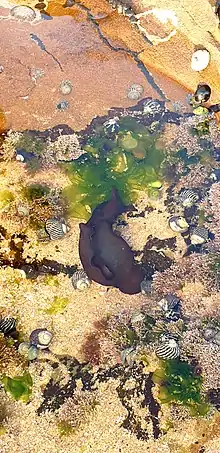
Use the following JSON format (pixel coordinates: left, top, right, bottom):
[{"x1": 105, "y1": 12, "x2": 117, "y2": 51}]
[
  {"x1": 72, "y1": 270, "x2": 91, "y2": 291},
  {"x1": 155, "y1": 336, "x2": 180, "y2": 360},
  {"x1": 158, "y1": 294, "x2": 181, "y2": 321},
  {"x1": 0, "y1": 317, "x2": 16, "y2": 334},
  {"x1": 190, "y1": 226, "x2": 209, "y2": 245},
  {"x1": 45, "y1": 218, "x2": 67, "y2": 240},
  {"x1": 143, "y1": 99, "x2": 164, "y2": 116},
  {"x1": 178, "y1": 189, "x2": 199, "y2": 208}
]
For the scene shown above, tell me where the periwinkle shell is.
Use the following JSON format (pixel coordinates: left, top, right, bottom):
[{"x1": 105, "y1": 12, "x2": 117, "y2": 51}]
[
  {"x1": 194, "y1": 84, "x2": 211, "y2": 103},
  {"x1": 0, "y1": 317, "x2": 16, "y2": 334}
]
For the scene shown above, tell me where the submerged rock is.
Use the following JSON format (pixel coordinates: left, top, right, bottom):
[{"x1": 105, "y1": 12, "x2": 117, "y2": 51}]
[{"x1": 79, "y1": 188, "x2": 144, "y2": 294}]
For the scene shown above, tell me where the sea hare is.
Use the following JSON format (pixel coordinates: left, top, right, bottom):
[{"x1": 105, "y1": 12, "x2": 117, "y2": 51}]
[{"x1": 79, "y1": 188, "x2": 144, "y2": 294}]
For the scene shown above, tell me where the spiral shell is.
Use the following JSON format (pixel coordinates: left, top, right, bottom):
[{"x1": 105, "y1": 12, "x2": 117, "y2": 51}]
[
  {"x1": 30, "y1": 328, "x2": 53, "y2": 349},
  {"x1": 0, "y1": 317, "x2": 16, "y2": 334},
  {"x1": 194, "y1": 84, "x2": 211, "y2": 103},
  {"x1": 158, "y1": 294, "x2": 181, "y2": 321},
  {"x1": 155, "y1": 336, "x2": 180, "y2": 360},
  {"x1": 169, "y1": 216, "x2": 189, "y2": 233},
  {"x1": 71, "y1": 270, "x2": 91, "y2": 291},
  {"x1": 45, "y1": 218, "x2": 67, "y2": 240},
  {"x1": 190, "y1": 226, "x2": 208, "y2": 245},
  {"x1": 178, "y1": 189, "x2": 199, "y2": 208}
]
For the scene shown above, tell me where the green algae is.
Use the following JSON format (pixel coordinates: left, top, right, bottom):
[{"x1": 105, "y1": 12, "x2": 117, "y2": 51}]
[
  {"x1": 16, "y1": 133, "x2": 44, "y2": 157},
  {"x1": 0, "y1": 190, "x2": 14, "y2": 211},
  {"x1": 61, "y1": 116, "x2": 164, "y2": 220},
  {"x1": 152, "y1": 360, "x2": 209, "y2": 416},
  {"x1": 45, "y1": 296, "x2": 70, "y2": 315},
  {"x1": 23, "y1": 183, "x2": 50, "y2": 201},
  {"x1": 2, "y1": 372, "x2": 33, "y2": 403}
]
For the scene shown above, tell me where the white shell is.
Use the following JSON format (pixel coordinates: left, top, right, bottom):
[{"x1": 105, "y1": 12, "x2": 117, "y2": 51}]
[
  {"x1": 191, "y1": 50, "x2": 210, "y2": 72},
  {"x1": 169, "y1": 216, "x2": 189, "y2": 233},
  {"x1": 10, "y1": 5, "x2": 36, "y2": 22},
  {"x1": 72, "y1": 270, "x2": 91, "y2": 291},
  {"x1": 38, "y1": 330, "x2": 53, "y2": 347}
]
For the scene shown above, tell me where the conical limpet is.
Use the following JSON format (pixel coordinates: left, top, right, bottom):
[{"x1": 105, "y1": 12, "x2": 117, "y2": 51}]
[{"x1": 71, "y1": 270, "x2": 91, "y2": 291}]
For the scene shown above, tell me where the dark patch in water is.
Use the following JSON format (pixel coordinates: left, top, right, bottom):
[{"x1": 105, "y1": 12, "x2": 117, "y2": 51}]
[{"x1": 79, "y1": 188, "x2": 144, "y2": 294}]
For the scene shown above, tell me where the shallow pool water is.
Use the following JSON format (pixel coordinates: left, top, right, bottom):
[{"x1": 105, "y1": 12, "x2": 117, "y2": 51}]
[{"x1": 0, "y1": 1, "x2": 220, "y2": 452}]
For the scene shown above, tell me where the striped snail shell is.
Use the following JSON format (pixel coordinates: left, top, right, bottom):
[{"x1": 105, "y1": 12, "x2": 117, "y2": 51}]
[
  {"x1": 0, "y1": 317, "x2": 16, "y2": 334},
  {"x1": 155, "y1": 336, "x2": 180, "y2": 360}
]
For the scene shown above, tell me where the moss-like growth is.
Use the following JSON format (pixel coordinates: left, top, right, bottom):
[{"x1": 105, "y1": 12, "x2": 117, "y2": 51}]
[
  {"x1": 24, "y1": 184, "x2": 50, "y2": 201},
  {"x1": 57, "y1": 391, "x2": 98, "y2": 436},
  {"x1": 45, "y1": 296, "x2": 70, "y2": 315},
  {"x1": 16, "y1": 133, "x2": 45, "y2": 157},
  {"x1": 0, "y1": 190, "x2": 14, "y2": 211},
  {"x1": 61, "y1": 116, "x2": 164, "y2": 220},
  {"x1": 0, "y1": 334, "x2": 25, "y2": 378},
  {"x1": 152, "y1": 360, "x2": 209, "y2": 415},
  {"x1": 43, "y1": 275, "x2": 60, "y2": 287},
  {"x1": 2, "y1": 372, "x2": 33, "y2": 402}
]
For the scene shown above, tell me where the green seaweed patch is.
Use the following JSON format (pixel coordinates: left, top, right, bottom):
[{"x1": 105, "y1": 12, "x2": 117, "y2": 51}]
[
  {"x1": 2, "y1": 372, "x2": 33, "y2": 403},
  {"x1": 61, "y1": 118, "x2": 164, "y2": 220},
  {"x1": 152, "y1": 360, "x2": 209, "y2": 416},
  {"x1": 0, "y1": 190, "x2": 14, "y2": 211},
  {"x1": 16, "y1": 133, "x2": 45, "y2": 157},
  {"x1": 43, "y1": 275, "x2": 60, "y2": 287},
  {"x1": 45, "y1": 296, "x2": 70, "y2": 315},
  {"x1": 23, "y1": 183, "x2": 50, "y2": 201},
  {"x1": 57, "y1": 420, "x2": 74, "y2": 436}
]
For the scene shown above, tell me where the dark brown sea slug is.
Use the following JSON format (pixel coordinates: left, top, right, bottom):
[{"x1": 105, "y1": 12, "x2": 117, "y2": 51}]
[{"x1": 79, "y1": 188, "x2": 144, "y2": 294}]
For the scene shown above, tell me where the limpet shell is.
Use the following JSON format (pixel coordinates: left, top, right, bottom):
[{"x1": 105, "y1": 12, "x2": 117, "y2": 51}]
[
  {"x1": 127, "y1": 84, "x2": 144, "y2": 100},
  {"x1": 71, "y1": 270, "x2": 91, "y2": 291},
  {"x1": 59, "y1": 80, "x2": 72, "y2": 95},
  {"x1": 0, "y1": 317, "x2": 16, "y2": 334},
  {"x1": 178, "y1": 189, "x2": 199, "y2": 208},
  {"x1": 191, "y1": 49, "x2": 210, "y2": 72}
]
